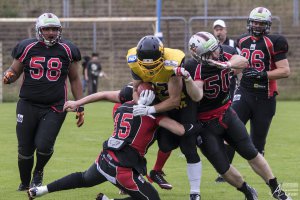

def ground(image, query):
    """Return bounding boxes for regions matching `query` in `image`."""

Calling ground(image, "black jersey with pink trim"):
[184,45,237,113]
[107,101,163,157]
[237,33,288,98]
[12,38,81,106]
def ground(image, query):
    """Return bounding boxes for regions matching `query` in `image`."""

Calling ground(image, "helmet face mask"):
[189,32,220,64]
[36,13,62,46]
[247,7,272,37]
[136,35,164,76]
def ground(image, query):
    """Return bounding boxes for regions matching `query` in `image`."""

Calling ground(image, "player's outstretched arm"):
[63,90,120,111]
[158,117,203,136]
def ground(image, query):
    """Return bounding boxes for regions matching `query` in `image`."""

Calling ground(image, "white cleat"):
[27,186,48,199]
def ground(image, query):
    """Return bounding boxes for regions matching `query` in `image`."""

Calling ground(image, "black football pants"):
[47,156,160,200]
[232,87,276,154]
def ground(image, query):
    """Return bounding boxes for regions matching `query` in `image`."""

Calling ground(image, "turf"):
[0,101,299,200]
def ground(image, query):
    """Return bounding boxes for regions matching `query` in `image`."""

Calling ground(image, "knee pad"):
[18,145,34,158]
[18,153,34,160]
[36,150,54,156]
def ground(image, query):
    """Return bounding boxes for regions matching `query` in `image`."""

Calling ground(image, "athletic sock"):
[187,161,202,194]
[18,154,34,186]
[47,172,84,192]
[34,151,53,172]
[153,150,171,171]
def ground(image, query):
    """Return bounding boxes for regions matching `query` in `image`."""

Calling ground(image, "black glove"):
[243,68,268,80]
[183,121,205,136]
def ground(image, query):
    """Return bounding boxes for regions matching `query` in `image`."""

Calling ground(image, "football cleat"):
[27,186,48,199]
[272,185,292,200]
[30,170,43,188]
[95,193,111,200]
[17,183,29,191]
[149,170,173,190]
[190,193,201,200]
[238,183,258,200]
[215,174,226,183]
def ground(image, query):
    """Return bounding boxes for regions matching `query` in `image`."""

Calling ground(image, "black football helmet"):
[247,7,272,37]
[136,35,164,76]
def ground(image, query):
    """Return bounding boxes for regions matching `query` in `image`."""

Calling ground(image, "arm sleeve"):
[273,36,288,62]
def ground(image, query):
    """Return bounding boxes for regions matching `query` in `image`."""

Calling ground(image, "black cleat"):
[30,170,43,188]
[149,170,172,190]
[17,183,29,191]
[272,185,292,200]
[237,183,258,200]
[190,193,201,200]
[215,174,226,183]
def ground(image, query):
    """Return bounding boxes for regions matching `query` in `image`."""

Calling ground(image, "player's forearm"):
[159,117,185,136]
[70,78,83,100]
[267,59,290,80]
[185,79,203,102]
[229,55,249,69]
[80,91,121,106]
[154,96,181,113]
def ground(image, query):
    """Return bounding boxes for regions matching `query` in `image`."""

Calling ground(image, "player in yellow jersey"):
[127,35,203,200]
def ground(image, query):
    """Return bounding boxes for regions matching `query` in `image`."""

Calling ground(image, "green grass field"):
[0,101,299,200]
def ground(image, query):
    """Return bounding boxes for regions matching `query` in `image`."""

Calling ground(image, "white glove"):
[133,104,156,116]
[207,59,231,69]
[138,90,155,106]
[173,67,192,81]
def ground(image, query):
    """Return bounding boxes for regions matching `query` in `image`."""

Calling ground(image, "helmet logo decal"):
[190,43,197,52]
[203,39,215,49]
[43,18,58,24]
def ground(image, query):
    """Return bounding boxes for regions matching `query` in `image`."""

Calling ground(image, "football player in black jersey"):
[175,31,291,200]
[28,90,203,200]
[212,19,241,183]
[228,7,291,168]
[2,13,84,191]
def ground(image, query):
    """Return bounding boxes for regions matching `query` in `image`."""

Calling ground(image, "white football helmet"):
[189,32,219,63]
[36,13,62,46]
[247,7,272,36]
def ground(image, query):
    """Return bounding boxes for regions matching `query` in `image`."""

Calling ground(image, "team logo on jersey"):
[233,94,241,102]
[17,114,23,123]
[250,44,256,50]
[128,55,137,63]
[107,137,124,149]
[164,60,179,67]
[138,175,146,183]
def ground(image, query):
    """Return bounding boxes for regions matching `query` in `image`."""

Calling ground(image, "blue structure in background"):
[155,0,163,41]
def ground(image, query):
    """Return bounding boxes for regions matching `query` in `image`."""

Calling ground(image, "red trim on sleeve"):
[59,43,73,61]
[263,36,278,97]
[155,115,165,124]
[19,42,38,62]
[194,64,202,81]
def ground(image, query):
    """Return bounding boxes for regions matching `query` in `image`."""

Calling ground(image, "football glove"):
[174,67,192,81]
[76,106,84,127]
[3,70,16,84]
[243,68,268,80]
[138,90,155,106]
[207,59,232,69]
[133,104,156,116]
